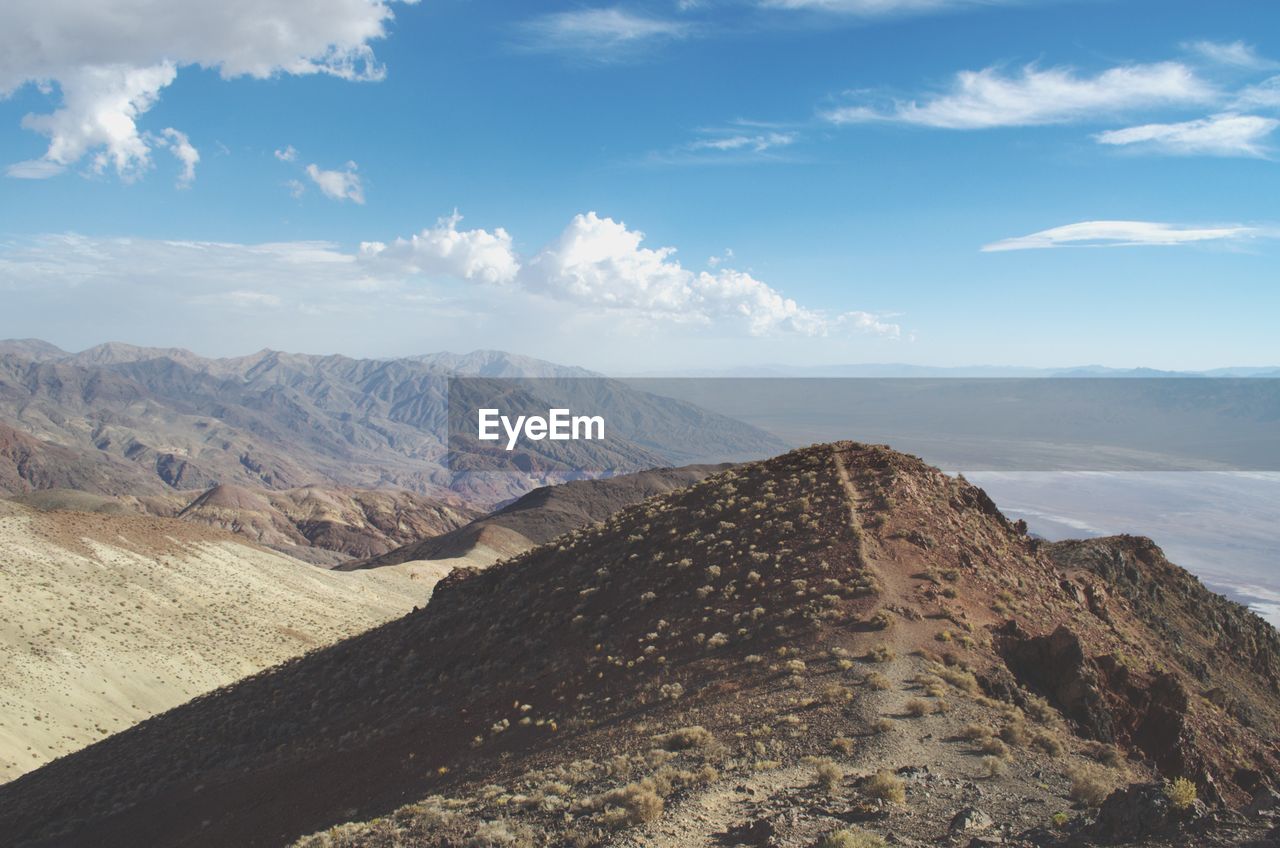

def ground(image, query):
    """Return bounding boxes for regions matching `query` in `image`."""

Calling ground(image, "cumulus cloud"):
[306,161,365,203]
[519,8,690,59]
[361,212,520,284]
[0,212,897,340]
[982,220,1268,252]
[825,62,1215,128]
[0,0,410,182]
[274,145,299,162]
[521,212,898,337]
[1095,113,1278,157]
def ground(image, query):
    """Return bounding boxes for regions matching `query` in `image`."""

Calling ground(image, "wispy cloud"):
[982,220,1268,252]
[646,123,800,165]
[762,0,1018,13]
[825,62,1215,128]
[1183,40,1277,70]
[1234,75,1280,110]
[518,8,691,59]
[687,131,797,153]
[1095,113,1278,158]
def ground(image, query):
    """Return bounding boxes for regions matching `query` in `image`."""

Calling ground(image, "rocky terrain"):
[0,499,452,783]
[0,341,784,505]
[2,442,1275,847]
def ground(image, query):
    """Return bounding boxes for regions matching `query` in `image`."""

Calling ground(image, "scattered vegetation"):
[864,770,906,805]
[1165,777,1198,810]
[814,829,887,848]
[1067,764,1115,807]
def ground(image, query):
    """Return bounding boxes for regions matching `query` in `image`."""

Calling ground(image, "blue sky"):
[0,0,1277,372]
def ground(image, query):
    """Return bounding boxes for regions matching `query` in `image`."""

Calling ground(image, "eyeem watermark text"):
[478,408,605,450]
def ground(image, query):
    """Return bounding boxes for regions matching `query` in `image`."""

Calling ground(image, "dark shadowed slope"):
[2,443,1276,848]
[342,463,730,569]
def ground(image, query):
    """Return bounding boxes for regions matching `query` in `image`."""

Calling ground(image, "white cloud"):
[158,127,199,186]
[1184,40,1276,70]
[360,212,519,284]
[1,0,410,181]
[521,212,898,337]
[764,0,1011,13]
[519,8,689,58]
[0,212,897,341]
[274,145,299,162]
[1095,113,1278,158]
[5,159,66,179]
[688,131,797,153]
[982,220,1267,252]
[1234,76,1280,110]
[825,62,1215,128]
[18,63,177,180]
[306,161,365,203]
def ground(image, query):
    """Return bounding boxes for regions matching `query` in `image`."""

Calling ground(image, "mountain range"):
[0,340,785,507]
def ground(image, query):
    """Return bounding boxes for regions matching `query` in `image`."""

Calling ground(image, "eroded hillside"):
[0,501,449,782]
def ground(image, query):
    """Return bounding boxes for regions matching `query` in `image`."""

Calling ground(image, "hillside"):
[0,341,785,505]
[1,443,1276,847]
[344,463,730,570]
[8,483,479,565]
[0,500,453,783]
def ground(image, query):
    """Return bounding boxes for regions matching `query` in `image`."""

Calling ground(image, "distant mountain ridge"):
[0,340,784,505]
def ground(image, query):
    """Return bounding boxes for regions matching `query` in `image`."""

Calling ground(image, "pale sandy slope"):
[0,500,450,783]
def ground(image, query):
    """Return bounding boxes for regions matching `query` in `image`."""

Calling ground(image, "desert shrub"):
[904,698,930,718]
[831,736,855,755]
[654,726,714,751]
[938,667,979,694]
[464,820,538,848]
[1067,764,1114,807]
[1024,695,1056,724]
[865,645,895,663]
[999,722,1030,746]
[979,737,1010,759]
[873,718,894,733]
[1032,732,1064,756]
[814,758,844,793]
[864,672,891,691]
[864,770,906,805]
[814,829,886,848]
[959,723,991,741]
[1165,777,1197,810]
[981,755,1006,778]
[868,611,894,630]
[599,783,663,826]
[1083,741,1123,767]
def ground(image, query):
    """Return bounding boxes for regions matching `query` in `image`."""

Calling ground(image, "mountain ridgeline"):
[0,341,785,506]
[2,443,1275,847]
